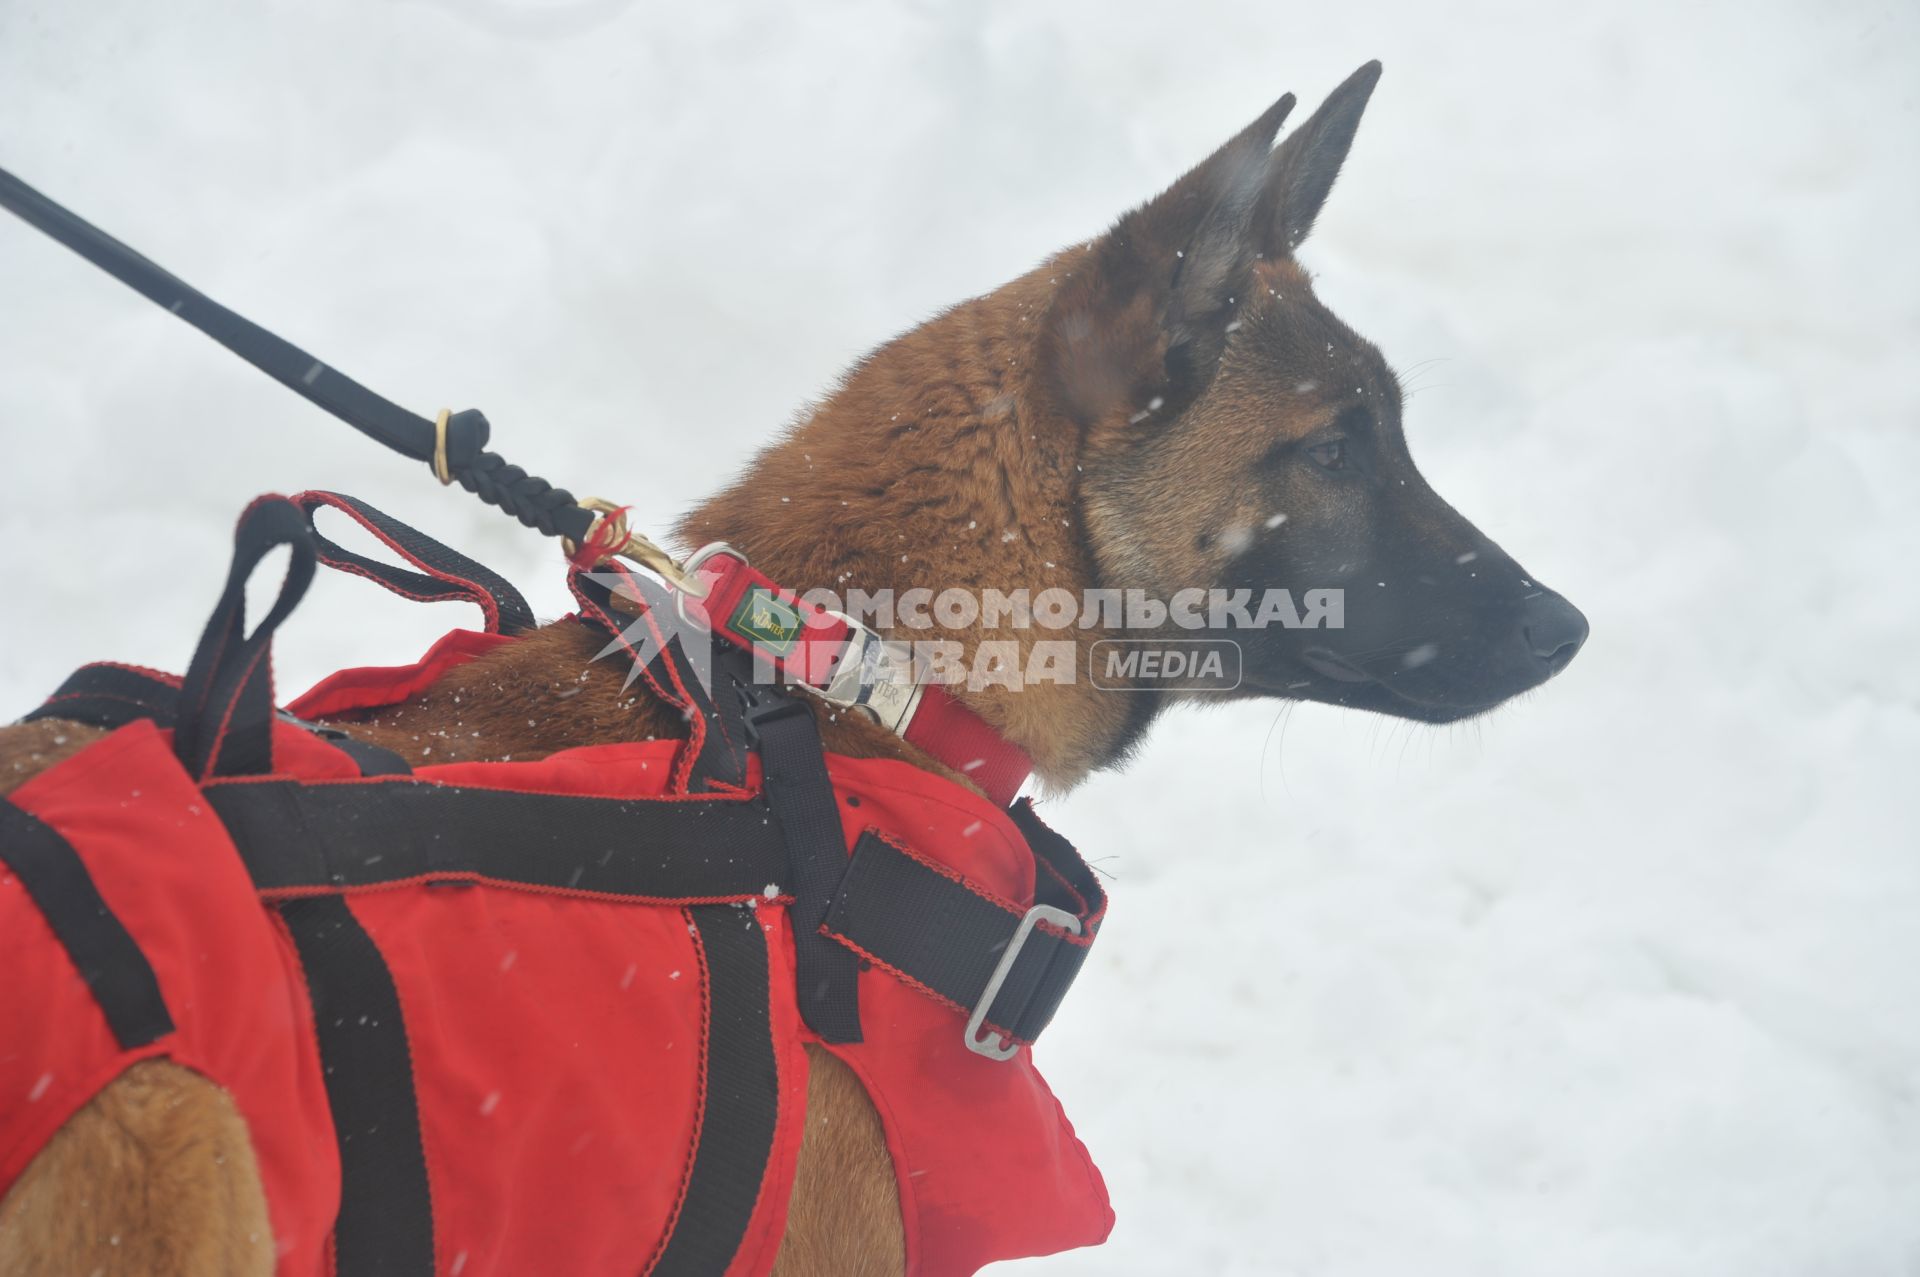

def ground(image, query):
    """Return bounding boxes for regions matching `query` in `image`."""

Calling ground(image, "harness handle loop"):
[293,491,537,635]
[173,495,318,781]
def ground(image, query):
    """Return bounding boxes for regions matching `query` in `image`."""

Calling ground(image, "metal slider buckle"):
[964,904,1083,1061]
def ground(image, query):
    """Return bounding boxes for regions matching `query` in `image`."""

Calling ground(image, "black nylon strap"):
[205,780,787,899]
[18,661,414,781]
[694,644,761,795]
[664,632,750,794]
[278,895,435,1277]
[24,664,181,731]
[750,697,862,1043]
[272,695,434,1274]
[295,491,536,636]
[173,496,317,780]
[648,905,782,1277]
[1010,798,1107,920]
[0,166,595,545]
[821,808,1103,1047]
[569,566,752,794]
[0,795,174,1049]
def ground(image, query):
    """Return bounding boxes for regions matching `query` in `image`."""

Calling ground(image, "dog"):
[0,61,1584,1275]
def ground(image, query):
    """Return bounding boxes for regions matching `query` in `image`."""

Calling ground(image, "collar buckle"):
[812,612,927,735]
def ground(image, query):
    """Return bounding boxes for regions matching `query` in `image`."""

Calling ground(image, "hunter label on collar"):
[731,586,803,656]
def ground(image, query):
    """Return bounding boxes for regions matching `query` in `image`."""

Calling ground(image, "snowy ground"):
[3,2,1917,1274]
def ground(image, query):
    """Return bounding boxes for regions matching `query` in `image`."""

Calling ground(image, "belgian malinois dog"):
[0,61,1585,1274]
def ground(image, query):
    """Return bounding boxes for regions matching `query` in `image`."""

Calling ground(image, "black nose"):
[1521,591,1588,674]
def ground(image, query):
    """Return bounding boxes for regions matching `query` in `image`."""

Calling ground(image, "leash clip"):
[565,498,709,597]
[964,904,1083,1061]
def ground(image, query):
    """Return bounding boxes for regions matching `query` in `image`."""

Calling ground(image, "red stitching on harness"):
[822,930,1033,1048]
[200,773,767,805]
[256,875,793,909]
[568,562,719,795]
[1033,845,1105,932]
[351,898,445,1250]
[641,906,711,1277]
[40,690,169,711]
[179,496,290,775]
[1034,853,1089,917]
[698,674,747,785]
[323,559,458,607]
[297,491,504,633]
[828,768,1104,938]
[194,647,274,782]
[849,829,1089,946]
[90,662,184,686]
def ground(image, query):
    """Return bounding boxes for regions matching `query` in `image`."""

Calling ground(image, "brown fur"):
[4,62,1583,1276]
[769,1048,904,1277]
[0,1059,272,1277]
[682,253,1141,786]
[0,720,108,794]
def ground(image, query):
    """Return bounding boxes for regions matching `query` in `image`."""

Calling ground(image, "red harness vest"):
[0,495,1113,1276]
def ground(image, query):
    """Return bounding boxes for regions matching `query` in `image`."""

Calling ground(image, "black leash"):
[0,165,595,545]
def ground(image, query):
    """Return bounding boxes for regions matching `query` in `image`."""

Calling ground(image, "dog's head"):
[1047,62,1587,723]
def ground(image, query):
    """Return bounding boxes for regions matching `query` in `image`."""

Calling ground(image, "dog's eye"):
[1306,439,1348,471]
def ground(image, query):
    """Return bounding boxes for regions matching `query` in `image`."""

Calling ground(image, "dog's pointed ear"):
[1163,124,1277,350]
[1042,93,1293,427]
[1260,60,1381,254]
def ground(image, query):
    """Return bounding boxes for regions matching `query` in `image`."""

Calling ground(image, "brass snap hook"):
[562,497,709,598]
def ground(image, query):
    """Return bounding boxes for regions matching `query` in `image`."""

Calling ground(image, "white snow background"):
[3,1,1917,1273]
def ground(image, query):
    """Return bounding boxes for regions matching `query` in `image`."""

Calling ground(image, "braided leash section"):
[455,451,594,541]
[434,408,597,544]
